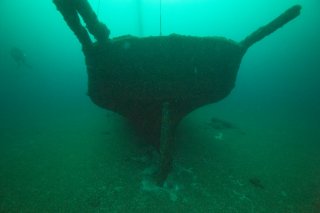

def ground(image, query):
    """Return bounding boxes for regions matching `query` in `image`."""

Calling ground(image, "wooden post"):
[156,102,173,186]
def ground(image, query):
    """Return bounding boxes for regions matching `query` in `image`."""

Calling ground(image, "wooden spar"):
[240,5,301,50]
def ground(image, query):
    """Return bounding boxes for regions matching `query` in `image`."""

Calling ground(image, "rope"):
[160,0,162,36]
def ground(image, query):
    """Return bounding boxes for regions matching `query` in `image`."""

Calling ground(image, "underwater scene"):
[0,0,320,212]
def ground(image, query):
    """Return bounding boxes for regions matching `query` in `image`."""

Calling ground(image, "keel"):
[156,102,174,186]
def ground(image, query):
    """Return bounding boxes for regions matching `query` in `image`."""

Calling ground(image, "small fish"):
[208,117,246,135]
[209,117,236,130]
[249,177,265,189]
[10,47,32,69]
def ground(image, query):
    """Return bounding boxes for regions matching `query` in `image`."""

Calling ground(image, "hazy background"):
[0,0,319,127]
[0,0,319,212]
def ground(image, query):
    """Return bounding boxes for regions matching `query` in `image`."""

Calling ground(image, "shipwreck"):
[53,0,301,185]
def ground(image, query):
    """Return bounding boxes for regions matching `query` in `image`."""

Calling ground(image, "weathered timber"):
[53,0,301,185]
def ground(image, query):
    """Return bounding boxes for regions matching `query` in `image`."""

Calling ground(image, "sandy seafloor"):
[1,0,320,212]
[0,93,319,213]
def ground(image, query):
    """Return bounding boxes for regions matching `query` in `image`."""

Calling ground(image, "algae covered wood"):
[53,0,301,185]
[86,35,243,118]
